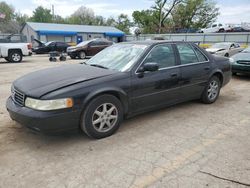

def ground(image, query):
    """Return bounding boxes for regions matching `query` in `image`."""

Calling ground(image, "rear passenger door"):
[176,43,211,100]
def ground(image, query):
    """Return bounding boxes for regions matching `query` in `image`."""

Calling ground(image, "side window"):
[212,24,217,28]
[230,44,235,49]
[90,41,99,47]
[219,24,223,27]
[176,44,199,65]
[144,44,176,69]
[194,47,208,62]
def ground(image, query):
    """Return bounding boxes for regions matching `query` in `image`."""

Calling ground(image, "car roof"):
[120,40,193,46]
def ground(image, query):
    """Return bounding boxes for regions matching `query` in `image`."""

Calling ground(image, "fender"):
[82,87,129,115]
[209,68,224,84]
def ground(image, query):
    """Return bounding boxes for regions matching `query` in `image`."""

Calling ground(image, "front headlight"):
[229,58,235,64]
[25,97,73,111]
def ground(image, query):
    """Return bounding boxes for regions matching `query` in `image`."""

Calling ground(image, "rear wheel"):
[80,95,123,139]
[201,76,221,104]
[78,51,86,59]
[225,53,229,57]
[8,50,22,62]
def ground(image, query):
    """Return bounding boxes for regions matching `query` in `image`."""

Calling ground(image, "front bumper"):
[6,97,81,134]
[232,64,250,74]
[67,51,78,57]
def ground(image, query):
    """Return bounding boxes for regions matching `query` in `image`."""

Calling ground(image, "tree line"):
[0,0,219,34]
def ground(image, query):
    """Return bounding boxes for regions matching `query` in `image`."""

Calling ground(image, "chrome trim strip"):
[135,43,210,74]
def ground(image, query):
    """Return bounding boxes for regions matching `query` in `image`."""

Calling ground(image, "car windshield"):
[211,43,230,49]
[76,41,91,47]
[242,47,250,53]
[85,44,148,72]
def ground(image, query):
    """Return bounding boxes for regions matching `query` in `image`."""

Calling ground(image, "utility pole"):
[52,5,55,20]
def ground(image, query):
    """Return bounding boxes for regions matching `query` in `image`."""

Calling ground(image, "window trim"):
[135,43,210,75]
[176,43,209,66]
[135,43,177,74]
[192,45,209,63]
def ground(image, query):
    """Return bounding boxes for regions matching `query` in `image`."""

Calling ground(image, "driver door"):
[130,44,181,113]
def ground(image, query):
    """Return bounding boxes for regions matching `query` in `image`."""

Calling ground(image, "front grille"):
[12,88,25,106]
[237,61,250,65]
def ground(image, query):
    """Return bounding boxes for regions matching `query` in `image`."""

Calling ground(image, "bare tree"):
[152,0,183,33]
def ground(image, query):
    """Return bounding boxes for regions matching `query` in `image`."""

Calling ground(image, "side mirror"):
[141,62,159,72]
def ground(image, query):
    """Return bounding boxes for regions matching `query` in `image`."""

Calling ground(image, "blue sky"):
[8,0,250,24]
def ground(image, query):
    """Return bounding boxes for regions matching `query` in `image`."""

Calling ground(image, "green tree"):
[15,12,29,26]
[30,6,53,23]
[172,0,219,30]
[106,17,116,27]
[115,14,131,34]
[132,10,158,34]
[53,15,65,24]
[152,0,183,33]
[67,6,96,25]
[0,1,15,22]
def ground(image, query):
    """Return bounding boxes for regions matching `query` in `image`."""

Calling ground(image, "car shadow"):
[233,74,250,81]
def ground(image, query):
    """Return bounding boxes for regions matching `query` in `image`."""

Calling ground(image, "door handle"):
[171,73,178,77]
[204,67,210,71]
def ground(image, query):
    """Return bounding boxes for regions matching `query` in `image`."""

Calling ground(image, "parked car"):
[32,41,70,54]
[6,41,231,139]
[227,27,250,32]
[230,47,250,75]
[199,23,231,33]
[206,42,243,57]
[67,38,113,59]
[0,43,32,63]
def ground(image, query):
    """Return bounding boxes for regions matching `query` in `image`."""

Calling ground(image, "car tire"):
[80,94,123,139]
[201,76,221,104]
[78,51,86,59]
[225,53,229,57]
[219,29,225,33]
[70,55,77,59]
[8,50,23,63]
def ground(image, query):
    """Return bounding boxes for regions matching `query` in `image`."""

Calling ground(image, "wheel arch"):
[210,70,224,85]
[82,87,129,116]
[8,48,23,55]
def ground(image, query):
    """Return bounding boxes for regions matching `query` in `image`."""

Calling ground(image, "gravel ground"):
[0,55,250,188]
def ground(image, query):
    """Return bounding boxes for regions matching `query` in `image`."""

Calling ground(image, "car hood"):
[13,64,117,98]
[231,52,250,61]
[206,48,226,53]
[67,45,87,51]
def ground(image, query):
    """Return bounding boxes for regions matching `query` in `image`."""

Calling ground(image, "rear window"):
[176,44,199,65]
[194,47,208,62]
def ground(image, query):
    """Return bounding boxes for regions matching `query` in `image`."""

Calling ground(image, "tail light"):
[27,43,32,50]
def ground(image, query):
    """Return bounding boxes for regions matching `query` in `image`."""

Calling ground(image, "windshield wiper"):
[89,64,108,69]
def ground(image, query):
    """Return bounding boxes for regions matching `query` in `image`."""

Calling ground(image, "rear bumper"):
[6,97,81,134]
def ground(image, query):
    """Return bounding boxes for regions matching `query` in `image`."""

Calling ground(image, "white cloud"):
[217,4,250,24]
[23,0,135,18]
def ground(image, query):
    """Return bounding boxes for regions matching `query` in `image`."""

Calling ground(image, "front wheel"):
[80,95,123,139]
[201,76,221,104]
[78,51,86,59]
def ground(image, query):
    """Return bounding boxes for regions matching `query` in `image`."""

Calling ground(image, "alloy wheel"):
[12,53,21,62]
[92,103,118,133]
[207,80,219,101]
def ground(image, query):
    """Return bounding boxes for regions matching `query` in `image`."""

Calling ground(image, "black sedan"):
[32,41,70,54]
[6,41,231,139]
